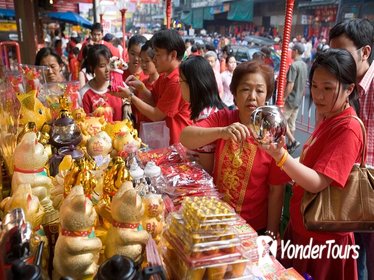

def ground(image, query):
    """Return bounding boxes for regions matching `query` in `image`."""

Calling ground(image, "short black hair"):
[185,38,194,45]
[152,30,185,61]
[86,44,111,74]
[35,47,63,66]
[128,34,147,50]
[329,19,374,64]
[91,22,103,33]
[205,43,216,52]
[141,40,155,59]
[72,47,80,56]
[179,56,225,120]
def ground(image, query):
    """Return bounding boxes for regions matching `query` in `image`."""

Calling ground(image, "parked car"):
[244,35,274,46]
[230,45,280,74]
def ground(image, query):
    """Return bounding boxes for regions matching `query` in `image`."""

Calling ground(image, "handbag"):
[301,115,374,232]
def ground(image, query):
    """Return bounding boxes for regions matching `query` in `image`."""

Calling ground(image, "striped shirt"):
[358,62,374,167]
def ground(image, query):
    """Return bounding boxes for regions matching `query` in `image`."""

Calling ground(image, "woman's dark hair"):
[190,45,198,54]
[309,49,358,112]
[86,44,111,74]
[128,34,147,50]
[179,56,225,120]
[226,55,236,65]
[221,45,233,56]
[152,29,185,61]
[80,44,93,70]
[230,60,274,101]
[140,40,155,59]
[35,47,63,66]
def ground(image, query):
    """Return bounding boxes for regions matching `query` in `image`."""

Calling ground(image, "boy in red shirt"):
[111,30,191,144]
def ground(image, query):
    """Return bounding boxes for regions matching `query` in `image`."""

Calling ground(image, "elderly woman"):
[180,61,289,236]
[35,47,66,83]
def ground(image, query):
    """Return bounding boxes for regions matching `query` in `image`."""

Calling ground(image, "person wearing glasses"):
[329,18,374,280]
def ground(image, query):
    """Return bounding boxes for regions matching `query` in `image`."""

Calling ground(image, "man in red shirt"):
[111,30,191,145]
[78,23,120,62]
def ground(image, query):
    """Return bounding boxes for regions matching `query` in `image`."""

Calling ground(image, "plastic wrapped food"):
[182,197,237,232]
[138,143,188,166]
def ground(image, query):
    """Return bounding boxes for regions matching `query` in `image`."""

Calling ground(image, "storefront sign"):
[191,0,222,9]
[0,21,16,31]
[210,3,230,15]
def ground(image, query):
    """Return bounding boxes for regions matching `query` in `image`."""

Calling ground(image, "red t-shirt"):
[69,57,80,81]
[152,67,191,145]
[81,84,123,122]
[290,107,363,241]
[196,109,290,230]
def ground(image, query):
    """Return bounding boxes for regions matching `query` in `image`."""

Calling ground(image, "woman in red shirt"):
[262,49,362,279]
[180,61,289,237]
[179,55,225,173]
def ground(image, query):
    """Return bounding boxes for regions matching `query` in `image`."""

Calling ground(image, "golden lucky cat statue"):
[105,181,149,263]
[53,185,102,280]
[17,90,51,131]
[12,132,58,225]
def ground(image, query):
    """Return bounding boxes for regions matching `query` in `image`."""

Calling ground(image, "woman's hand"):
[109,86,134,99]
[125,75,145,92]
[221,122,250,142]
[258,135,286,162]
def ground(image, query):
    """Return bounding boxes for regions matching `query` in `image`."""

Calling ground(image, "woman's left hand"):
[258,135,286,162]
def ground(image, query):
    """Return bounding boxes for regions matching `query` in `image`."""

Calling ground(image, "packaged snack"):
[138,143,187,166]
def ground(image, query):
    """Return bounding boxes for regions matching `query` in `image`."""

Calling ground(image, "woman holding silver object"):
[180,60,289,237]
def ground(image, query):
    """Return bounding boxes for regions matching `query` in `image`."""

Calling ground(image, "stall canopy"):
[46,11,92,28]
[227,0,253,22]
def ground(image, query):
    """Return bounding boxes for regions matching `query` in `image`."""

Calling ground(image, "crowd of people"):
[33,18,374,280]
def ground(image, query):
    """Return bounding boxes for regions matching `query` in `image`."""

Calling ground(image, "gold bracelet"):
[276,150,288,169]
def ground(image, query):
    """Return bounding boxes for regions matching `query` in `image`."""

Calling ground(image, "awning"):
[181,11,192,25]
[298,0,339,9]
[227,0,253,22]
[46,11,93,29]
[203,7,214,21]
[192,8,203,29]
[0,9,15,18]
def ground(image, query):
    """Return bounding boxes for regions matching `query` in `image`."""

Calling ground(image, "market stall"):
[0,61,307,279]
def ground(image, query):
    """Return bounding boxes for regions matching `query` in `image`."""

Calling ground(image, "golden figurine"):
[53,185,102,280]
[104,181,149,262]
